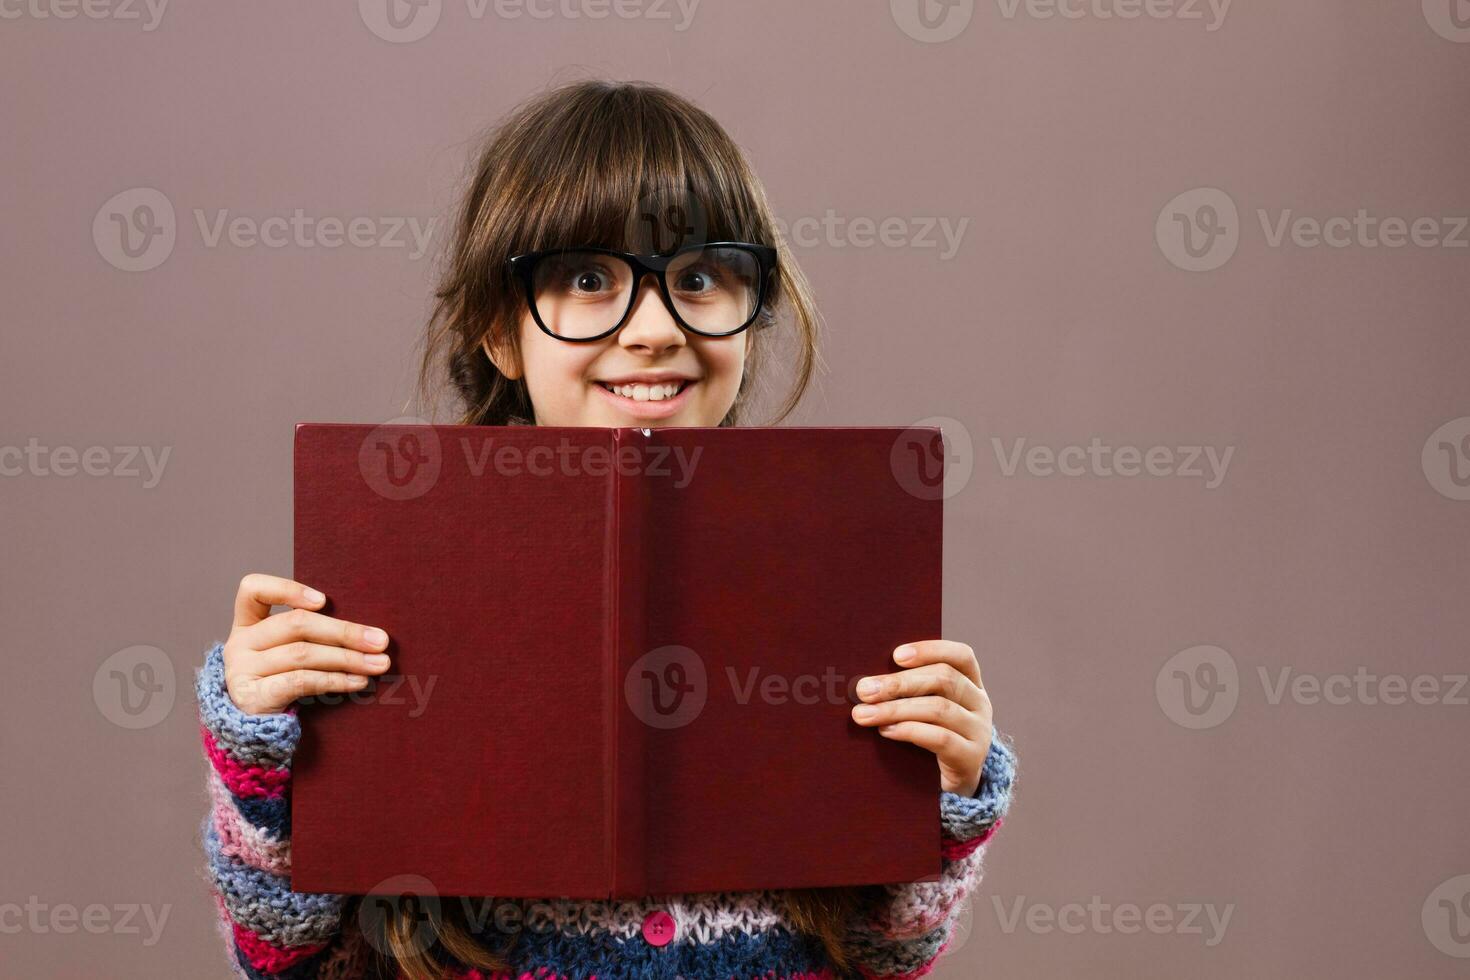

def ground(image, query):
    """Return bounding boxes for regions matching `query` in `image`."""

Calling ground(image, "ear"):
[480,333,523,380]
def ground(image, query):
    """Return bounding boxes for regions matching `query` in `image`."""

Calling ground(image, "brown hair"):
[390,79,863,978]
[414,77,823,426]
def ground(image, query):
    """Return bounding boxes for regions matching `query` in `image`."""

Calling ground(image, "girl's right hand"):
[223,573,393,715]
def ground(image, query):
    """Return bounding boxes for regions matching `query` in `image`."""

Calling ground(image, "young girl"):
[196,79,1018,980]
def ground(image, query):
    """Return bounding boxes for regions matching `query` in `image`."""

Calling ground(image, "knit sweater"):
[196,640,1017,980]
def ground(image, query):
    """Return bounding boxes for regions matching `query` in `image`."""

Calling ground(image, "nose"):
[617,273,686,354]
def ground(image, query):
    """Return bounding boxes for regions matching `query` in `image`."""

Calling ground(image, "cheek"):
[706,335,748,387]
[516,319,608,405]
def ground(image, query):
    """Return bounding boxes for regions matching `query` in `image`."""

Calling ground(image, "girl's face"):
[494,277,748,428]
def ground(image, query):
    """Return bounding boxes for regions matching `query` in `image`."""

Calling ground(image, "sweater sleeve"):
[195,640,367,979]
[840,730,1018,980]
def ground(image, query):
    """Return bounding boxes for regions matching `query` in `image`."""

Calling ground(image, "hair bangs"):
[506,86,768,256]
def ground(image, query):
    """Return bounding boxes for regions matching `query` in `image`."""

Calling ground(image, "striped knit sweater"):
[195,640,1017,980]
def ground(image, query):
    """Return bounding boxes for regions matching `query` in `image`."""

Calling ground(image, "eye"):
[543,259,619,295]
[674,266,721,294]
[573,270,610,293]
[679,268,714,290]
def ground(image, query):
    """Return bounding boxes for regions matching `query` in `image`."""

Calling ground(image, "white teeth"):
[603,381,683,401]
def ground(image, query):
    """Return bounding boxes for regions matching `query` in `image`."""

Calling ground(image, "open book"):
[291,422,947,898]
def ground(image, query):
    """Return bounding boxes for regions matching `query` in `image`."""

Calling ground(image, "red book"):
[291,422,946,898]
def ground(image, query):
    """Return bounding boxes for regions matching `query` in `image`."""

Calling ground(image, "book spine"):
[608,428,650,898]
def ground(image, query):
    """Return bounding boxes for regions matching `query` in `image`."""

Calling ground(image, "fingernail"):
[365,654,390,669]
[853,705,878,721]
[856,677,880,697]
[303,588,326,605]
[364,627,388,648]
[894,645,915,663]
[349,675,369,688]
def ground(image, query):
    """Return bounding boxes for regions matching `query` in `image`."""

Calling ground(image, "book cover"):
[291,423,946,898]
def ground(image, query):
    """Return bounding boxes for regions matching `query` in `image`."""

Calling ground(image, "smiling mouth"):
[595,380,694,402]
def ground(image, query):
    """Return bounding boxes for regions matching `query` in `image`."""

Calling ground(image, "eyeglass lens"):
[531,247,760,339]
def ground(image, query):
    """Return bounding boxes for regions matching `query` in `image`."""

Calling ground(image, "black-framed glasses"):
[506,242,777,343]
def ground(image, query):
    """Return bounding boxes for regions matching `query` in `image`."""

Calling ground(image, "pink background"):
[2,1,1469,976]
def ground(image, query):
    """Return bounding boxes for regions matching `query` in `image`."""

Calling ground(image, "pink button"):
[641,909,676,947]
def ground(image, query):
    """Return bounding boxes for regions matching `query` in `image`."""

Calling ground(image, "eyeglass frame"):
[505,241,779,343]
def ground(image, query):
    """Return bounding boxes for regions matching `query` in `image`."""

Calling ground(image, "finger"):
[851,694,984,739]
[244,669,372,707]
[855,662,983,710]
[892,640,982,689]
[873,719,974,761]
[246,607,388,653]
[233,573,327,629]
[253,641,392,678]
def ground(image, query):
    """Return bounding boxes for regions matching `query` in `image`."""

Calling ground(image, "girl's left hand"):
[850,640,993,797]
